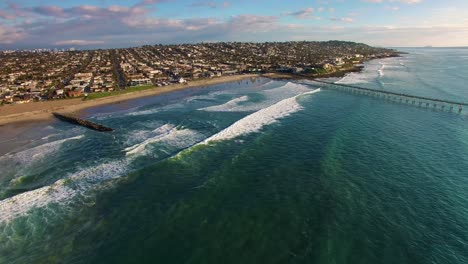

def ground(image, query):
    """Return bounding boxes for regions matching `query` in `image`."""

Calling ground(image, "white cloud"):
[0,25,25,44]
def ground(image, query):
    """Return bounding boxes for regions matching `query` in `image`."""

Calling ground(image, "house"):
[129,78,152,86]
[203,71,215,78]
[67,89,84,97]
[223,69,238,75]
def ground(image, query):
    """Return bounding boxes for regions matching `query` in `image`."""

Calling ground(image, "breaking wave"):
[198,96,249,112]
[126,103,185,117]
[336,73,372,84]
[378,64,385,77]
[0,159,129,224]
[199,82,311,113]
[0,135,84,165]
[203,88,320,143]
[124,124,204,156]
[0,125,206,224]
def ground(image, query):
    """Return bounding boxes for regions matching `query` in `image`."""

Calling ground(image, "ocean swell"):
[203,88,320,143]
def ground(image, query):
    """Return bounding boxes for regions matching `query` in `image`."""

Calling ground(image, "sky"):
[0,0,467,49]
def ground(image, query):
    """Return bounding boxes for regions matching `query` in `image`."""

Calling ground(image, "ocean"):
[1,48,468,263]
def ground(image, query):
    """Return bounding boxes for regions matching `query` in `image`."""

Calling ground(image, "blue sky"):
[1,0,467,49]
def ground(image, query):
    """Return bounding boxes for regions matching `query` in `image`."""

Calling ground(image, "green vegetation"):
[84,85,156,100]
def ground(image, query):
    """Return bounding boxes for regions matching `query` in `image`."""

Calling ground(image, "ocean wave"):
[126,108,160,117]
[126,102,186,117]
[199,82,311,113]
[0,124,205,224]
[262,81,310,95]
[335,72,372,84]
[378,64,385,77]
[0,135,84,165]
[203,88,320,143]
[0,159,129,224]
[198,95,249,112]
[125,125,204,156]
[0,181,78,224]
[124,124,176,155]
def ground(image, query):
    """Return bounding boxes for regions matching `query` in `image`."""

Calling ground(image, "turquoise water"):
[1,48,468,263]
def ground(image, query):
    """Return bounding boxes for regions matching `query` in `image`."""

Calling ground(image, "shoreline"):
[0,74,258,126]
[0,55,393,126]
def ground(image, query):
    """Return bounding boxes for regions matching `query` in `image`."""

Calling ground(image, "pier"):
[53,112,113,132]
[299,79,468,113]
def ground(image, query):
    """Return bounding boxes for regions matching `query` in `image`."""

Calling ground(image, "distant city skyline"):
[1,0,467,49]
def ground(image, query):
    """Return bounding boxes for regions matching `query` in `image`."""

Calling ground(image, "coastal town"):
[0,41,398,105]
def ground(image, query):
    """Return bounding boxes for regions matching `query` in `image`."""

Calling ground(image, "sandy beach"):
[0,74,258,126]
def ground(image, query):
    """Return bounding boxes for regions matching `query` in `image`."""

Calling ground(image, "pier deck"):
[299,79,467,113]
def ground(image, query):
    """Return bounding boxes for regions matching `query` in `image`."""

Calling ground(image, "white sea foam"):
[0,124,205,224]
[126,102,186,116]
[125,124,204,156]
[124,124,176,155]
[199,96,249,112]
[0,159,129,224]
[336,72,372,84]
[378,64,385,77]
[41,133,60,140]
[263,82,310,96]
[126,108,160,116]
[203,88,320,143]
[0,135,84,165]
[199,82,311,113]
[0,181,78,224]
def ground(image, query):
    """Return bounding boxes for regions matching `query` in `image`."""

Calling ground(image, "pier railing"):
[299,79,467,113]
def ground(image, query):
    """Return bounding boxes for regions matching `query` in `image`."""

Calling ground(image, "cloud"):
[0,25,25,44]
[31,6,65,17]
[228,15,279,32]
[0,9,15,20]
[0,1,281,49]
[0,1,464,49]
[286,8,315,19]
[190,1,231,9]
[330,17,354,23]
